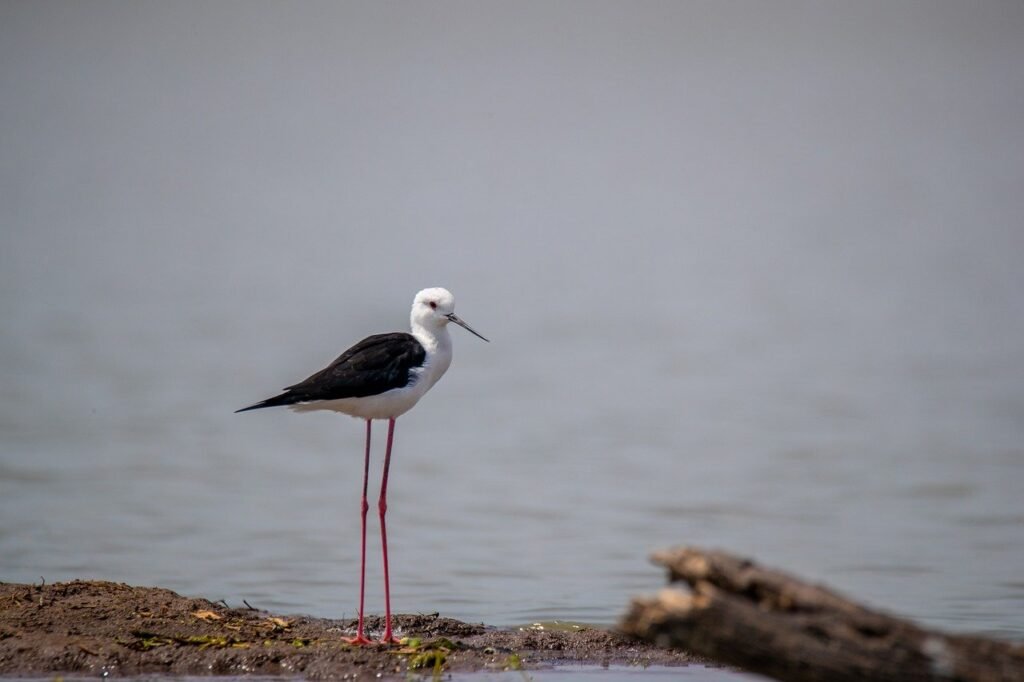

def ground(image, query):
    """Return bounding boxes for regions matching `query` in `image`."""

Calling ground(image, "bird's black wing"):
[236,333,426,412]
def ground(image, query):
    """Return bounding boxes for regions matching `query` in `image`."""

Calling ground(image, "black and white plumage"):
[235,333,427,412]
[236,288,487,419]
[236,287,487,646]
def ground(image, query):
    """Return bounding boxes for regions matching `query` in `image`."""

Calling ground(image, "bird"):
[236,287,488,645]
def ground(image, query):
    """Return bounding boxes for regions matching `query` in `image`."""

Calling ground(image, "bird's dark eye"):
[429,301,437,310]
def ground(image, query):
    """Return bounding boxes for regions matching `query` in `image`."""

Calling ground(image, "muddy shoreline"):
[0,580,704,678]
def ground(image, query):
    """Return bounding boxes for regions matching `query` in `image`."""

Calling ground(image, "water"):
[456,666,760,682]
[2,0,1023,662]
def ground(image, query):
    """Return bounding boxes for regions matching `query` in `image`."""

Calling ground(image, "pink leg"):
[344,419,372,645]
[378,417,402,644]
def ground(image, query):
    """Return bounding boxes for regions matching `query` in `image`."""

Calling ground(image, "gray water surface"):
[2,1,1023,648]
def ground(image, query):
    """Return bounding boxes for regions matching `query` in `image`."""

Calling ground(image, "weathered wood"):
[620,546,1024,682]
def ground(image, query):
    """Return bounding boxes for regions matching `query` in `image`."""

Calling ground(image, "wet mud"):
[0,580,704,678]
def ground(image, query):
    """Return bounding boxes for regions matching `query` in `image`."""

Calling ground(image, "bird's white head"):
[411,288,489,342]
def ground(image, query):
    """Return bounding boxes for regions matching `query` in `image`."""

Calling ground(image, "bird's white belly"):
[287,386,422,419]
[288,364,440,420]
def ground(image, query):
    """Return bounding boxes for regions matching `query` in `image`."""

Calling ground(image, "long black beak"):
[447,313,489,342]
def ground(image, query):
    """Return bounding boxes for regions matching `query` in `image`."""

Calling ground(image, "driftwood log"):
[620,547,1024,682]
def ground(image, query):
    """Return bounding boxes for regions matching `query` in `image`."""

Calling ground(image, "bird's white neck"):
[411,321,453,390]
[411,322,450,355]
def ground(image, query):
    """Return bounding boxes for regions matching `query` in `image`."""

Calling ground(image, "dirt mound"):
[0,580,700,677]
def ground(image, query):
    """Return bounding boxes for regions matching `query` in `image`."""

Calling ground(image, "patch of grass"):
[399,637,459,675]
[408,649,447,672]
[181,634,250,650]
[427,636,459,650]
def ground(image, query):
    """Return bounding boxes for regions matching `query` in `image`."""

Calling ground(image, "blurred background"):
[2,1,1022,640]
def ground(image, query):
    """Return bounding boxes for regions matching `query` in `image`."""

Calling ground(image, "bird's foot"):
[344,634,373,646]
[379,633,402,646]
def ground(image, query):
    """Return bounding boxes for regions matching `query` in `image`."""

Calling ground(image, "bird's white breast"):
[291,331,453,421]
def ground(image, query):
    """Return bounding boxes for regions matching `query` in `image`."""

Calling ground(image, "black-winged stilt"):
[237,287,488,644]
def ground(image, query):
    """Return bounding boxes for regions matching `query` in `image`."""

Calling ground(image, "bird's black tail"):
[235,392,301,413]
